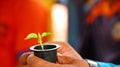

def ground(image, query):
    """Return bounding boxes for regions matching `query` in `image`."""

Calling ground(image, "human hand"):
[19,41,89,67]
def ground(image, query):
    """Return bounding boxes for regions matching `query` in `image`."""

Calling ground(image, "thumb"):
[18,52,32,67]
[27,54,61,67]
[57,53,75,64]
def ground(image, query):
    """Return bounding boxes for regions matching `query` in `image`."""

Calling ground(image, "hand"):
[18,41,89,67]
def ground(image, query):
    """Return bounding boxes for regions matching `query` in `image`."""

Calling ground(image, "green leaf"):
[25,33,38,40]
[41,32,52,38]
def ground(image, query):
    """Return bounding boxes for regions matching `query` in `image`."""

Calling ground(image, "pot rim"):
[30,44,60,51]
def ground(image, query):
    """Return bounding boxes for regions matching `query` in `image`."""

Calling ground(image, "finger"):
[49,41,73,53]
[27,54,73,67]
[57,53,74,64]
[23,65,30,67]
[50,41,82,59]
[19,52,33,65]
[57,53,89,67]
[49,41,72,48]
[27,54,54,67]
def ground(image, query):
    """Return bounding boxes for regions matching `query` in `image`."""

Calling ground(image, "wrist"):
[85,59,99,67]
[82,59,90,67]
[73,59,89,67]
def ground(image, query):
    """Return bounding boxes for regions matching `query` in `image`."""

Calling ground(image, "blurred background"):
[0,0,120,67]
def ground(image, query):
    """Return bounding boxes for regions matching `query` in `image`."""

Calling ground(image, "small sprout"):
[25,32,52,50]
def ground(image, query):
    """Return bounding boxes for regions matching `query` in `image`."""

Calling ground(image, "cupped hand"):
[49,41,82,63]
[18,41,89,67]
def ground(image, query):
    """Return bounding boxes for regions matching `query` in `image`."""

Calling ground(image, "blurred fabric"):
[68,0,82,51]
[79,0,120,64]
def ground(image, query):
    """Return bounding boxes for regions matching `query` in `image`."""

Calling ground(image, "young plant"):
[25,32,51,50]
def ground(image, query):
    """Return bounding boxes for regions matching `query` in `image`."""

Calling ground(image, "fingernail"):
[27,54,34,63]
[57,53,62,56]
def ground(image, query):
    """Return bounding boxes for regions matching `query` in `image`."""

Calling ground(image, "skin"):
[18,41,89,67]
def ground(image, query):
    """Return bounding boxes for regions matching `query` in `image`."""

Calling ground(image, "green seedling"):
[25,32,52,50]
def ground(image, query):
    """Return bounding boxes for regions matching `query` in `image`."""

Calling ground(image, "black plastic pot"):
[30,44,60,63]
